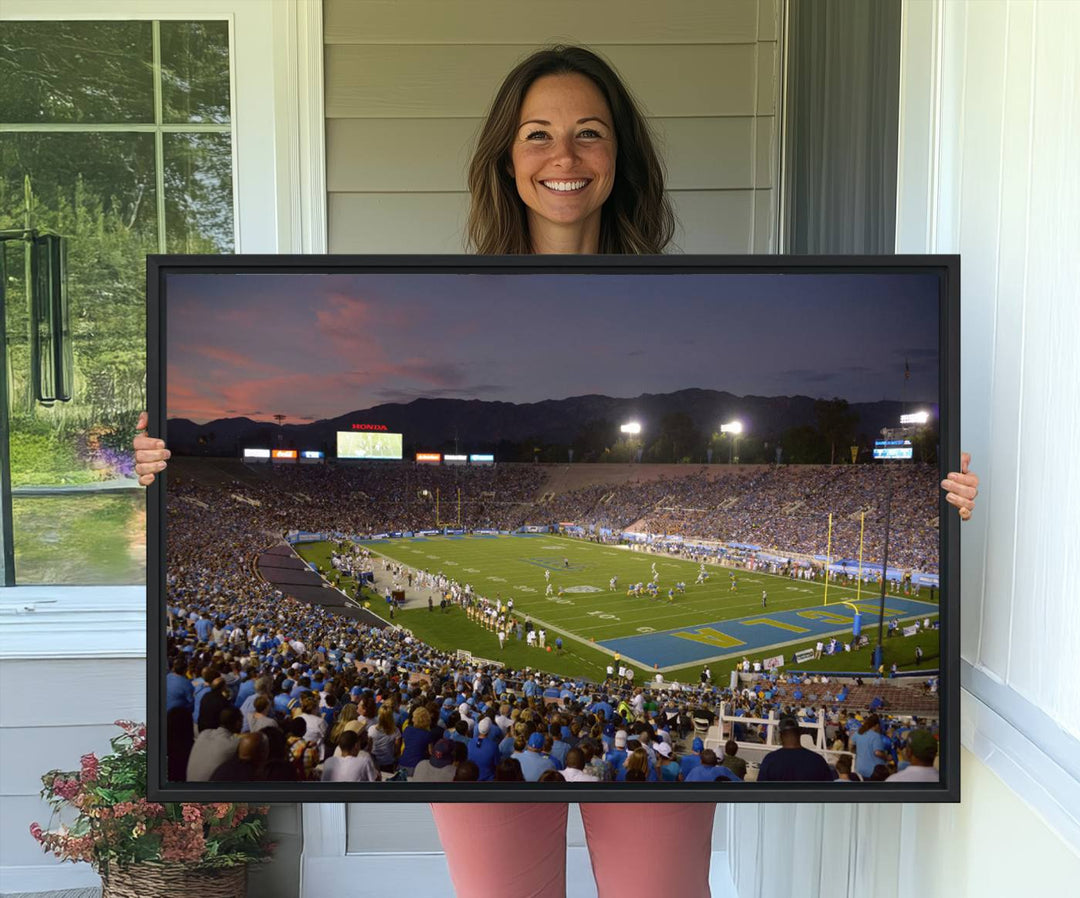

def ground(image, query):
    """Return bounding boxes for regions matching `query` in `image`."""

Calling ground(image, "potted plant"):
[30,720,274,897]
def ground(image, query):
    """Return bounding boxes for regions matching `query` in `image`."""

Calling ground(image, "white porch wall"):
[730,1,1080,893]
[323,0,782,254]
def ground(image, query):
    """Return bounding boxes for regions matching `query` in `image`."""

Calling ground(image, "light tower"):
[720,420,743,463]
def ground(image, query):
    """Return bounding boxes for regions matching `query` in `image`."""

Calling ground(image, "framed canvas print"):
[147,254,960,803]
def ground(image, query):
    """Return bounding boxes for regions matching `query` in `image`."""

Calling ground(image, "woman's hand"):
[133,411,170,486]
[941,452,979,521]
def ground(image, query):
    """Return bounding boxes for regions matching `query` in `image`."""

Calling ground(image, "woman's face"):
[509,73,617,245]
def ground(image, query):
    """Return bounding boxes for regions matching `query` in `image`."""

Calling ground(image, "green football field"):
[295,533,940,684]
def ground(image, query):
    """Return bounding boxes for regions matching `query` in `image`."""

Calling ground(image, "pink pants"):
[431,802,716,898]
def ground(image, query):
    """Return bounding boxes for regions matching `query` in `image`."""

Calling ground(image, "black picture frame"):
[147,253,960,803]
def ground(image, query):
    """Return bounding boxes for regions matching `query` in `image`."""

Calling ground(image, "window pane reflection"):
[12,492,146,585]
[160,21,232,125]
[0,22,154,124]
[164,133,235,253]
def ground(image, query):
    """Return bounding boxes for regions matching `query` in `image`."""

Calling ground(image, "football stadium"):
[164,453,942,787]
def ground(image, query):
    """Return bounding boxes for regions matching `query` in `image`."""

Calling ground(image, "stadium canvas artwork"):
[148,255,960,802]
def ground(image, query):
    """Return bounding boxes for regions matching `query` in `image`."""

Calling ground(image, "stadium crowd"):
[164,462,940,785]
[174,460,938,571]
[544,464,938,573]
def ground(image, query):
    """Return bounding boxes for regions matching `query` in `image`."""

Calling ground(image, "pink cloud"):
[187,344,291,378]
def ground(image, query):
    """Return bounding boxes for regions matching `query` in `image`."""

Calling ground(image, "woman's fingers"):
[943,488,975,520]
[134,445,171,463]
[133,410,169,487]
[940,475,978,500]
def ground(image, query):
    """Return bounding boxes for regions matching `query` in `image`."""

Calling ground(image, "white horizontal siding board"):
[328,191,469,253]
[1,794,80,868]
[0,861,101,894]
[652,117,756,189]
[301,852,452,897]
[668,189,755,253]
[326,118,478,193]
[324,0,761,45]
[326,0,760,46]
[0,660,146,728]
[0,586,147,660]
[327,117,761,193]
[329,189,762,254]
[955,0,1011,680]
[1008,0,1080,729]
[325,44,759,119]
[0,725,124,796]
[345,802,443,853]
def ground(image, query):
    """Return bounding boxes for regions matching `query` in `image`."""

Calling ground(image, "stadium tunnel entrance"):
[257,543,391,629]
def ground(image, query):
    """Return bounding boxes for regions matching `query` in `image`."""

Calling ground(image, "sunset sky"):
[165,270,940,424]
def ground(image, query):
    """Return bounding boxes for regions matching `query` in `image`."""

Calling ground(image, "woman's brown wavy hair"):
[466,45,675,255]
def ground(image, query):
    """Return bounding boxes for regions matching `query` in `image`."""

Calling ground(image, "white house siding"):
[0,648,301,898]
[729,1,1080,894]
[324,0,782,254]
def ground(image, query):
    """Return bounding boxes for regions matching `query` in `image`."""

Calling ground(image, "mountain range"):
[166,389,934,458]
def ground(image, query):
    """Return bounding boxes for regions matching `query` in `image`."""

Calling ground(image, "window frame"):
[0,0,326,656]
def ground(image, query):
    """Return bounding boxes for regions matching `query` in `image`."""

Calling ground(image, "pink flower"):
[52,778,80,801]
[80,753,100,782]
[181,805,203,824]
[160,822,206,864]
[138,799,165,818]
[29,822,43,842]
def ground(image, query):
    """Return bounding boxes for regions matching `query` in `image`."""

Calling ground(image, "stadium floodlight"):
[620,421,642,463]
[721,420,744,463]
[900,410,931,425]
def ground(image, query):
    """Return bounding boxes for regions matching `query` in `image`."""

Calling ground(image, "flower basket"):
[31,721,274,889]
[101,862,246,898]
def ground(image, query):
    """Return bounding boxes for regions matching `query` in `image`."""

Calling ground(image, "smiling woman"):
[466,45,674,255]
[509,73,617,253]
